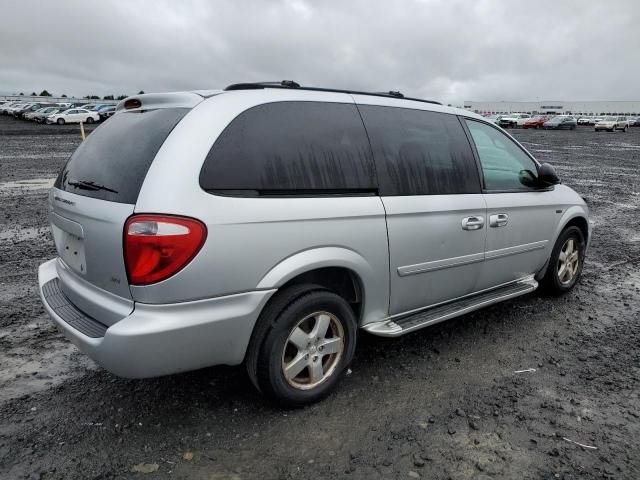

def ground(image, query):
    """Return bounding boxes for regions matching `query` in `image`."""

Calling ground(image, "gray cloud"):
[1,0,639,103]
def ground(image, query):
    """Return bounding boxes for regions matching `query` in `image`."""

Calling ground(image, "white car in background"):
[46,108,100,125]
[594,116,628,132]
[499,113,531,128]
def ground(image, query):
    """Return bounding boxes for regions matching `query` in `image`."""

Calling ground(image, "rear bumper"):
[38,258,275,378]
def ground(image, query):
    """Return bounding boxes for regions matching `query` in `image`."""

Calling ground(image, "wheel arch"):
[537,207,590,280]
[255,247,387,325]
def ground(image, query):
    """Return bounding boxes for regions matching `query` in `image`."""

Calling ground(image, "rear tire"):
[246,285,357,407]
[57,118,65,125]
[540,226,585,295]
[86,117,94,124]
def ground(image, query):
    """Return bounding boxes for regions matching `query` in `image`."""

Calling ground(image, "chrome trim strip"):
[485,240,548,260]
[397,251,484,277]
[398,240,548,277]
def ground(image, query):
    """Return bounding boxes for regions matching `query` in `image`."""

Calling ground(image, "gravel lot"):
[1,116,639,480]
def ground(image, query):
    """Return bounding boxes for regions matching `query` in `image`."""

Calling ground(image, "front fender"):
[536,204,590,280]
[256,247,389,326]
[553,205,590,247]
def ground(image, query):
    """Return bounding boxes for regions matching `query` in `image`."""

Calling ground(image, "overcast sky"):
[2,0,639,103]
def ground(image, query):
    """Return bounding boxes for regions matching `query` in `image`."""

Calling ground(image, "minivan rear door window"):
[199,101,376,195]
[55,108,189,204]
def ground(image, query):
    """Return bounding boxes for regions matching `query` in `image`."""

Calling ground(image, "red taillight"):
[124,215,207,285]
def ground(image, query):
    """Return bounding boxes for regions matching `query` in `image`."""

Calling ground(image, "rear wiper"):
[67,179,118,194]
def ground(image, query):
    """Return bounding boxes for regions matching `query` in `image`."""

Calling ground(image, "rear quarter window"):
[55,108,189,204]
[199,101,376,195]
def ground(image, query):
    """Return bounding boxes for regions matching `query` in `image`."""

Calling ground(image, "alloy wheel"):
[557,238,580,285]
[281,311,345,390]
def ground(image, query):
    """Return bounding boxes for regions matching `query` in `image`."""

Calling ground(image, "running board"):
[363,277,538,337]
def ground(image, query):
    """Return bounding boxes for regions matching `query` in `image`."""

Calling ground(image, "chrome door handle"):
[461,216,485,230]
[489,213,509,228]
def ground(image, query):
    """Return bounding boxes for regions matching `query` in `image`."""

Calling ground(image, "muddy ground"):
[0,115,638,480]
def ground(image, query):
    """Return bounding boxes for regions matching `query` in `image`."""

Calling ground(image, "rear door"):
[463,119,558,290]
[358,104,486,314]
[50,106,191,313]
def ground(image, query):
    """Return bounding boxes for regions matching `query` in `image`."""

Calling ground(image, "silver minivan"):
[38,82,590,406]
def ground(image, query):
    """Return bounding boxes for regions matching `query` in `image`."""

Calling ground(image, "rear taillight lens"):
[124,215,207,285]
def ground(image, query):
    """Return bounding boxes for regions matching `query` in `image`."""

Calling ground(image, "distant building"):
[463,100,640,116]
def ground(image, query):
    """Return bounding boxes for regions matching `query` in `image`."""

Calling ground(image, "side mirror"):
[538,163,560,186]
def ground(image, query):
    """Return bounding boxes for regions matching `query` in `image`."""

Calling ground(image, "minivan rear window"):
[54,108,189,204]
[199,101,376,195]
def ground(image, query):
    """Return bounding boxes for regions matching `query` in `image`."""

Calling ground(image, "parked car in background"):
[577,117,592,125]
[57,102,74,109]
[46,108,100,125]
[98,105,116,120]
[625,116,638,127]
[499,113,531,128]
[16,103,50,119]
[33,107,63,123]
[76,103,97,110]
[1,102,24,114]
[38,85,590,406]
[522,115,549,129]
[77,103,110,111]
[630,117,640,127]
[543,115,577,130]
[12,103,40,117]
[24,106,52,121]
[594,116,628,132]
[7,102,29,116]
[485,114,503,125]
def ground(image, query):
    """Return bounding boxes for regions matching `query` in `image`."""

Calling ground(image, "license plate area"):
[52,223,87,275]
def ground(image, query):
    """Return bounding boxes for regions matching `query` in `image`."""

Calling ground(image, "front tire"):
[247,285,357,407]
[86,117,94,124]
[541,226,585,295]
[57,118,65,125]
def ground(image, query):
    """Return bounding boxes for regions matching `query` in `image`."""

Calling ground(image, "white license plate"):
[52,224,87,275]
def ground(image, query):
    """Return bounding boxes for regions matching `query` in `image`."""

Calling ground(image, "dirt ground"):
[0,115,638,480]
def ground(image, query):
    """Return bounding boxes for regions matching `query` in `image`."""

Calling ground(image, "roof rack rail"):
[223,81,441,105]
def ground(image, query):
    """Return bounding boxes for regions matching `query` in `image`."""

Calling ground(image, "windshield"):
[604,116,617,121]
[54,108,189,204]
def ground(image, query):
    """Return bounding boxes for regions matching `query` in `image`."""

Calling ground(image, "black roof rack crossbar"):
[223,81,441,105]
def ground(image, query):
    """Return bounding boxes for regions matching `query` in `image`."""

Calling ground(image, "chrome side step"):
[363,277,538,337]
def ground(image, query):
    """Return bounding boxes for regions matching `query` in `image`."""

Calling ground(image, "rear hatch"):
[50,99,196,314]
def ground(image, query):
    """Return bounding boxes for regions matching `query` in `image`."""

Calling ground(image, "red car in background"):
[522,115,550,129]
[522,115,549,129]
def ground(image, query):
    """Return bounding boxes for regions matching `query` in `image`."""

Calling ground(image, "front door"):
[464,119,559,290]
[357,103,486,315]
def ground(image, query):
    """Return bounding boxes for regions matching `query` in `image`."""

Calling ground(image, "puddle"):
[0,177,55,191]
[0,322,98,403]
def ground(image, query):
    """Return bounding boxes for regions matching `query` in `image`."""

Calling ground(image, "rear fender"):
[256,247,388,326]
